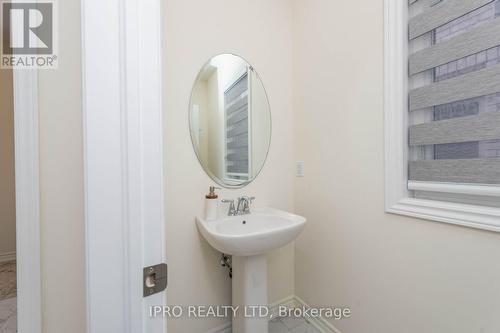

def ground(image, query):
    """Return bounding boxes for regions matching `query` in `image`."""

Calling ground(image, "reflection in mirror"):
[189,54,271,188]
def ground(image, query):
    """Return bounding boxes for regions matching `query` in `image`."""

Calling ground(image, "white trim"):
[293,296,343,333]
[12,68,42,333]
[388,198,500,232]
[384,0,500,232]
[269,295,297,319]
[0,252,16,263]
[82,0,165,332]
[13,68,42,333]
[384,0,410,212]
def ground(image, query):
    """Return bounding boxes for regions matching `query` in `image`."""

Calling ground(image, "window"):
[385,0,500,231]
[224,72,250,181]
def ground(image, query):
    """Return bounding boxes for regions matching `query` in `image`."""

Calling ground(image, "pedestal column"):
[232,254,268,333]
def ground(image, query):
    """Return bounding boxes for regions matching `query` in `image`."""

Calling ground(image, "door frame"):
[81,0,166,332]
[12,69,42,333]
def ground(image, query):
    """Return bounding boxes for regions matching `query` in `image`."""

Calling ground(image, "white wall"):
[0,69,16,258]
[292,1,500,333]
[38,0,86,331]
[162,0,294,331]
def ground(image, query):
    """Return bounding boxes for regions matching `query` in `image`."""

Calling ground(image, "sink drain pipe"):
[220,253,232,279]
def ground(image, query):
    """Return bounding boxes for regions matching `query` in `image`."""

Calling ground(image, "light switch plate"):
[296,161,305,177]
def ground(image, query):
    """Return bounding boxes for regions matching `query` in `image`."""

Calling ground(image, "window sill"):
[387,197,500,233]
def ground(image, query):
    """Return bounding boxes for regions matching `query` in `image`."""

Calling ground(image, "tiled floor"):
[0,261,16,333]
[0,298,16,333]
[0,262,16,301]
[269,316,321,333]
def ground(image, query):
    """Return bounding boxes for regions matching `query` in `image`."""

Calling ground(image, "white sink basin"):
[196,207,306,256]
[196,207,306,333]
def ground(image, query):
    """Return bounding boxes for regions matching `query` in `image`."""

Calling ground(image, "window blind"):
[408,0,500,187]
[224,72,250,180]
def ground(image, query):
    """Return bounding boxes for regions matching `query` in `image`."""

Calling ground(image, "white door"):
[81,0,166,332]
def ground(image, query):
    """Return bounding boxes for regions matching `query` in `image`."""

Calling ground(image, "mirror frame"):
[188,53,272,189]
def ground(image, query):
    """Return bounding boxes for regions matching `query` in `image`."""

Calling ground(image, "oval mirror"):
[189,54,271,188]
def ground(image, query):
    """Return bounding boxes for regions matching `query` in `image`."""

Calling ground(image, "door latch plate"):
[143,263,168,297]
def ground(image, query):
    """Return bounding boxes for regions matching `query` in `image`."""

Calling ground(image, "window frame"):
[384,0,500,232]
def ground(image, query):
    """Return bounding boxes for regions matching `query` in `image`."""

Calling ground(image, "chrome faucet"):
[221,199,237,216]
[236,196,255,215]
[222,196,255,216]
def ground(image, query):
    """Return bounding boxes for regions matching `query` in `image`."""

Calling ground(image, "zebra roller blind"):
[224,72,250,180]
[408,0,500,185]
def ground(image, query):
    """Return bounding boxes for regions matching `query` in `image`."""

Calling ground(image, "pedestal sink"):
[196,208,306,333]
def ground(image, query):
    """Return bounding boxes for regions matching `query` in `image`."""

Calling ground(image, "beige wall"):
[292,1,500,333]
[38,0,86,332]
[0,69,16,257]
[163,0,295,331]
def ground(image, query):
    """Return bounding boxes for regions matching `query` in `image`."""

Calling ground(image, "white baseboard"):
[0,251,16,263]
[204,295,343,333]
[293,295,343,333]
[269,295,297,319]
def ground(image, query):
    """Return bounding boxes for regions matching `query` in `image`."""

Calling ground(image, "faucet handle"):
[238,196,255,202]
[221,199,236,216]
[221,199,235,207]
[241,196,255,214]
[245,196,255,205]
